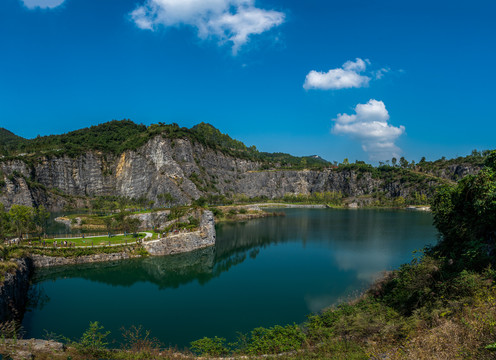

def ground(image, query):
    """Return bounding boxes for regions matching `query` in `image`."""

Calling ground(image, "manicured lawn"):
[28,233,148,247]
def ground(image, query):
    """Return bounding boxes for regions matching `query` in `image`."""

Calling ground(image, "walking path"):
[21,232,154,249]
[54,232,153,241]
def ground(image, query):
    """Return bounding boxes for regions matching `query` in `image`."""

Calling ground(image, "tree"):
[34,205,50,238]
[77,321,110,356]
[391,157,397,167]
[103,217,115,235]
[124,217,141,235]
[399,156,408,169]
[0,203,8,240]
[8,205,34,238]
[431,150,496,270]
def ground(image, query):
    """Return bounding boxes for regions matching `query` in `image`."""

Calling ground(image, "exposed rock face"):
[144,210,216,256]
[435,164,481,181]
[0,339,65,360]
[0,258,33,323]
[128,210,170,230]
[0,136,480,211]
[31,252,137,268]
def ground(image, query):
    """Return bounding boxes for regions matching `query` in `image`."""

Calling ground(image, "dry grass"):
[369,287,496,360]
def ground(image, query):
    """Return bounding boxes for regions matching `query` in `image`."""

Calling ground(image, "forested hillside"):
[0,120,329,169]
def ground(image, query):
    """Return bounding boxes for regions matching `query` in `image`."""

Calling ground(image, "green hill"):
[0,120,330,170]
[0,128,26,154]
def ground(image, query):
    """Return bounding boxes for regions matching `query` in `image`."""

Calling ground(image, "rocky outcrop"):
[31,252,138,268]
[0,135,479,211]
[0,339,65,360]
[0,258,33,323]
[128,210,170,230]
[144,210,216,256]
[433,164,481,181]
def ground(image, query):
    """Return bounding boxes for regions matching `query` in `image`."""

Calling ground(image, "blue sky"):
[0,0,495,163]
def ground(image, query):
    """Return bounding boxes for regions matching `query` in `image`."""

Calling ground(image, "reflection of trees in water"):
[32,210,435,293]
[26,284,50,312]
[215,209,433,254]
[213,209,436,283]
[32,246,216,289]
[31,217,299,291]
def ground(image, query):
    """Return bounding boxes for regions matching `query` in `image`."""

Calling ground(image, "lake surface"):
[23,208,437,348]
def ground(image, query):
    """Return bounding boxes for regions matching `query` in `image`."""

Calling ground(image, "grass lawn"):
[28,233,148,247]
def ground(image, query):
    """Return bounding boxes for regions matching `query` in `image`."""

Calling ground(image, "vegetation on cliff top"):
[0,120,329,170]
[1,120,491,182]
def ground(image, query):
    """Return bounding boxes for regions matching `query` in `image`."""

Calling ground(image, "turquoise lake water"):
[23,208,437,349]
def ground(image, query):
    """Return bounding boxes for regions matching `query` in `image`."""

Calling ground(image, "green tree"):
[8,205,34,238]
[0,204,8,240]
[399,156,408,168]
[391,157,397,167]
[124,217,141,235]
[34,205,50,238]
[103,217,115,235]
[76,321,110,356]
[431,150,496,270]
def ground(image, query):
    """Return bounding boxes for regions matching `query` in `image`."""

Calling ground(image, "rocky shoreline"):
[0,210,217,331]
[30,252,139,268]
[0,258,33,324]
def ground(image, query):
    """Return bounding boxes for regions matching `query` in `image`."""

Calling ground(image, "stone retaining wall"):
[30,252,138,268]
[144,210,216,256]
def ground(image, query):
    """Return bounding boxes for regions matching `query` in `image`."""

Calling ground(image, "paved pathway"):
[26,232,154,249]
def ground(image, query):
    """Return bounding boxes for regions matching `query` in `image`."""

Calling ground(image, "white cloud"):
[21,0,65,9]
[342,58,368,72]
[130,0,285,54]
[303,58,371,90]
[332,99,405,160]
[373,67,390,80]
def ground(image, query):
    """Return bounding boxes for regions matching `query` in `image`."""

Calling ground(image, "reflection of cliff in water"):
[33,246,216,289]
[32,215,296,290]
[32,209,434,291]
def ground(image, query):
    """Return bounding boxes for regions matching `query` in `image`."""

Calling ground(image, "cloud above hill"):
[332,99,405,160]
[131,0,285,54]
[20,0,65,9]
[304,58,372,90]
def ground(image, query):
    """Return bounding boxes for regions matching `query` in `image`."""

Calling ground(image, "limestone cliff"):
[0,135,477,210]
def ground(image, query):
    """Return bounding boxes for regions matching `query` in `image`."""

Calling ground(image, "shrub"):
[188,216,200,227]
[121,325,162,354]
[168,206,187,220]
[242,324,306,355]
[210,207,224,217]
[190,336,229,356]
[74,321,110,356]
